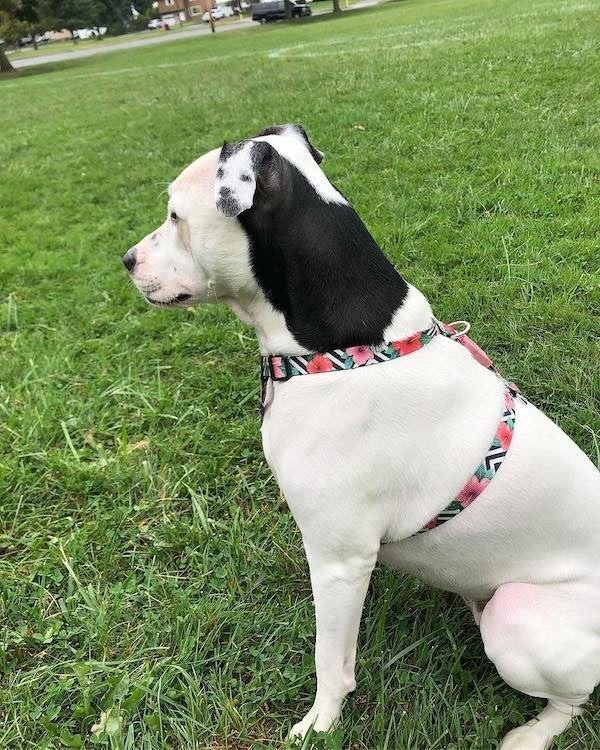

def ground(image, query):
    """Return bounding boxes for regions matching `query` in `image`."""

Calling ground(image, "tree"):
[0,41,14,72]
[95,0,155,34]
[38,0,99,40]
[332,0,340,12]
[0,0,20,70]
[16,0,43,47]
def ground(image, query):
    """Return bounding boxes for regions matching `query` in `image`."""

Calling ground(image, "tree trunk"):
[332,0,341,12]
[284,0,292,19]
[0,45,14,73]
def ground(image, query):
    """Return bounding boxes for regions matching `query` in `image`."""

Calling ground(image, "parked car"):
[17,34,49,46]
[75,27,107,39]
[148,16,176,28]
[251,0,311,23]
[202,6,234,22]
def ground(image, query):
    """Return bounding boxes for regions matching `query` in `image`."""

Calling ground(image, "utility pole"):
[200,0,215,32]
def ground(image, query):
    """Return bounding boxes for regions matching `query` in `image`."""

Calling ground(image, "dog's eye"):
[170,211,178,223]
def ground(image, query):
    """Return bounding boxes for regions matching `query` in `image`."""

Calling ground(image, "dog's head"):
[123,124,337,309]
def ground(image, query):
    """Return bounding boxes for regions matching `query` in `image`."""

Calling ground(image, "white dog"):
[124,125,600,749]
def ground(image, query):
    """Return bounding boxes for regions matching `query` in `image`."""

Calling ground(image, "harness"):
[260,320,525,536]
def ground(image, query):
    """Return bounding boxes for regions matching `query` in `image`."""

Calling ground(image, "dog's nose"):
[123,247,137,273]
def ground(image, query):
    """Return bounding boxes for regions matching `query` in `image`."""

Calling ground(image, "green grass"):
[1,0,599,747]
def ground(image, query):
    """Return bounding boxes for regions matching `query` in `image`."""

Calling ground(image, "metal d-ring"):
[448,320,471,339]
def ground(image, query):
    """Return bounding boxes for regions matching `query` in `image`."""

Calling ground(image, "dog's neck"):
[230,282,434,357]
[226,188,434,356]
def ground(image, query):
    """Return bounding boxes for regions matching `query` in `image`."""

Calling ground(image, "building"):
[155,0,209,22]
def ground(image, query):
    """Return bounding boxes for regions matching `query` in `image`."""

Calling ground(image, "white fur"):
[255,130,347,205]
[214,142,259,217]
[127,133,600,750]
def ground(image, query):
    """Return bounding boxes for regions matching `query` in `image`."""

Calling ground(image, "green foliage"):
[37,0,99,31]
[1,0,599,747]
[16,0,41,26]
[0,13,27,42]
[0,0,154,38]
[0,0,21,46]
[0,0,42,46]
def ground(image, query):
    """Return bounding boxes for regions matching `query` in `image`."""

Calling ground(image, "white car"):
[75,27,107,39]
[149,16,177,28]
[202,6,234,21]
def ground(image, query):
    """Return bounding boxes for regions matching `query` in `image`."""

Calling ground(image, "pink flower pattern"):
[306,354,334,374]
[457,476,491,508]
[392,334,422,356]
[497,421,513,451]
[270,356,285,380]
[347,345,375,366]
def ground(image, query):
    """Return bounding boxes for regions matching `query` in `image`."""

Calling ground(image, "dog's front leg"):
[290,542,377,740]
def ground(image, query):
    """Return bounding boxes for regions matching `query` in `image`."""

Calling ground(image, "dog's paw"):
[498,721,553,750]
[289,709,337,741]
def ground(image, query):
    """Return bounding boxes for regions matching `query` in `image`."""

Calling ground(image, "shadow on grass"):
[0,55,106,80]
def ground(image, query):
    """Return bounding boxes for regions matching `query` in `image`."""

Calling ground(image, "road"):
[11,20,257,69]
[11,0,378,69]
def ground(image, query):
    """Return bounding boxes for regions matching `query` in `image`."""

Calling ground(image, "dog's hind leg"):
[289,543,377,740]
[479,582,600,749]
[462,596,488,626]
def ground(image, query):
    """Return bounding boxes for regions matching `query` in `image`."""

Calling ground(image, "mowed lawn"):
[1,0,599,747]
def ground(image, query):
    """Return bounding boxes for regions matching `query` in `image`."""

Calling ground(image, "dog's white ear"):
[215,140,272,218]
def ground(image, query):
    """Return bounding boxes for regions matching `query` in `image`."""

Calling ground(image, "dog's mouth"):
[145,292,192,306]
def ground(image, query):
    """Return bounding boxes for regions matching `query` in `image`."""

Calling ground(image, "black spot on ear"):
[215,140,279,217]
[217,186,242,217]
[220,139,245,161]
[216,167,224,179]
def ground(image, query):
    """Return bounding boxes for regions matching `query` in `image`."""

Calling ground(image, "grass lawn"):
[1,0,599,747]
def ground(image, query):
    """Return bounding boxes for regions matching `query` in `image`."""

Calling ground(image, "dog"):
[124,124,600,749]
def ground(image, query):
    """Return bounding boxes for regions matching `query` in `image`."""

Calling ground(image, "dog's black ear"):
[215,140,276,218]
[257,123,324,164]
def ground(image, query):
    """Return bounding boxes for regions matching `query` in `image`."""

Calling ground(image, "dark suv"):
[252,0,311,23]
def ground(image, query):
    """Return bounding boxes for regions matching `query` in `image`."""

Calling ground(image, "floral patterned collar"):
[262,321,440,383]
[260,319,525,537]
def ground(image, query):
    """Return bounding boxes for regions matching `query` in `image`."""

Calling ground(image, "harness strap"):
[260,319,525,536]
[414,386,516,535]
